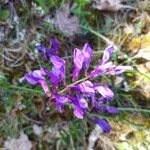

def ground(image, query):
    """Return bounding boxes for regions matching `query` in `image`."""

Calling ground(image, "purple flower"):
[92,117,111,133]
[72,95,88,119]
[25,69,51,97]
[72,43,93,81]
[88,94,96,107]
[99,44,115,65]
[73,107,84,119]
[53,94,69,112]
[82,43,93,71]
[72,48,85,81]
[50,55,65,88]
[76,80,95,94]
[46,37,60,57]
[79,97,88,109]
[24,43,133,133]
[50,37,60,51]
[89,62,115,78]
[76,82,114,100]
[37,37,60,59]
[104,106,119,113]
[94,84,114,99]
[89,45,133,78]
[106,66,133,75]
[37,45,47,53]
[95,104,119,113]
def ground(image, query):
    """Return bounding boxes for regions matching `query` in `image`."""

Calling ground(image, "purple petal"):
[93,100,104,111]
[79,97,88,108]
[98,62,115,71]
[25,69,51,97]
[100,45,115,65]
[89,62,115,78]
[45,49,53,59]
[76,80,95,93]
[54,95,69,112]
[49,71,59,87]
[40,68,49,76]
[104,106,119,113]
[56,102,64,112]
[72,48,84,81]
[88,68,103,78]
[37,44,47,53]
[95,85,114,99]
[25,69,46,85]
[71,95,88,109]
[92,118,111,133]
[37,37,60,59]
[50,37,60,51]
[46,37,60,57]
[82,43,93,70]
[107,66,133,75]
[32,70,45,79]
[56,95,69,103]
[39,80,51,97]
[25,74,39,85]
[73,107,84,119]
[88,94,96,107]
[50,55,65,83]
[50,55,65,69]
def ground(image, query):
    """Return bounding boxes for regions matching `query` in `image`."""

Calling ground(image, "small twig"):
[6,47,22,52]
[22,114,44,125]
[0,53,14,61]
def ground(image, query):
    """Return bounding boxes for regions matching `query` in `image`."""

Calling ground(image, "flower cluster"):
[36,37,60,59]
[25,38,132,133]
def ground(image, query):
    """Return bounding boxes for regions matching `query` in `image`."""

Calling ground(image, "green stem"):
[118,107,150,113]
[1,84,43,94]
[89,107,150,119]
[58,76,88,94]
[80,26,114,45]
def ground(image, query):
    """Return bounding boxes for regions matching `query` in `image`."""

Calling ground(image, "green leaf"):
[75,0,90,6]
[0,9,10,21]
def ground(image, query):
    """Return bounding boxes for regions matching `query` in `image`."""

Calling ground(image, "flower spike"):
[25,42,133,133]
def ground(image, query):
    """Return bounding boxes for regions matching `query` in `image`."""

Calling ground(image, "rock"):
[33,124,43,137]
[4,132,32,150]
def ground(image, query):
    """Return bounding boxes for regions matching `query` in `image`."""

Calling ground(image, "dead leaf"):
[55,3,80,37]
[136,47,150,60]
[129,32,150,60]
[136,62,150,99]
[94,136,116,150]
[124,24,134,35]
